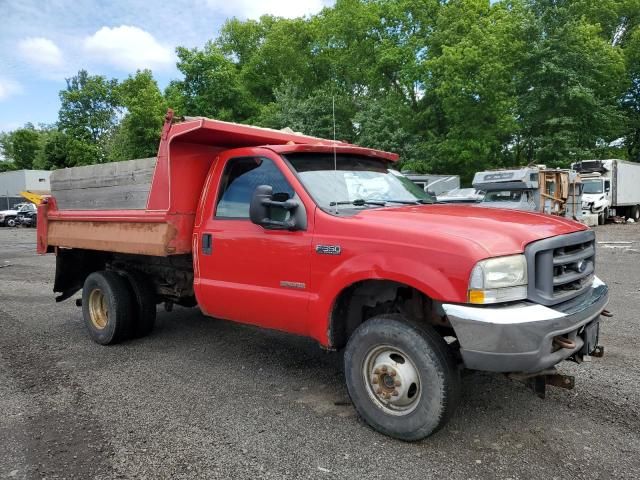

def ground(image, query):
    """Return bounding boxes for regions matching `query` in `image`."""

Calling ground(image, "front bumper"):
[442,277,609,373]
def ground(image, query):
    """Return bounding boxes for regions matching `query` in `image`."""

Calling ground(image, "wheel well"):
[53,249,195,306]
[328,280,453,350]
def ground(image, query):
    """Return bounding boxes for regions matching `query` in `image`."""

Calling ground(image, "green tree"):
[0,124,41,169]
[517,0,628,166]
[168,43,256,120]
[109,70,167,161]
[58,70,119,165]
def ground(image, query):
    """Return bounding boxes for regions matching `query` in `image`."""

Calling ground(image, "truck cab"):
[37,113,609,441]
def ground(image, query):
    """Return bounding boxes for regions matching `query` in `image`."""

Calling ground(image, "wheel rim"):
[7,219,15,227]
[88,288,109,330]
[362,345,421,416]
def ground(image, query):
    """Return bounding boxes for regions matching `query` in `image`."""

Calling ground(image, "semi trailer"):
[572,159,640,224]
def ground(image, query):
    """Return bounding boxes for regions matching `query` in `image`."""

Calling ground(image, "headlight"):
[468,254,527,304]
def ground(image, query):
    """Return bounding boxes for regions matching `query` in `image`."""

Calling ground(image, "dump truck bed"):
[38,112,394,256]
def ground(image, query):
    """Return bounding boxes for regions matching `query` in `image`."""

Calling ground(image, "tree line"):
[1,0,639,183]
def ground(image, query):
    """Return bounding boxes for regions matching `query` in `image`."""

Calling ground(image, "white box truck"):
[572,159,640,224]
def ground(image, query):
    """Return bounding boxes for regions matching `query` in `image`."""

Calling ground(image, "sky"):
[0,0,335,133]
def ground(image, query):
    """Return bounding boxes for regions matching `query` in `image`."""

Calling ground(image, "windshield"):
[285,153,434,211]
[582,179,603,194]
[484,190,523,202]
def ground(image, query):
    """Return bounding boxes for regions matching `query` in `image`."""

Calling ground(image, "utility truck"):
[473,166,582,220]
[572,159,640,224]
[38,112,608,441]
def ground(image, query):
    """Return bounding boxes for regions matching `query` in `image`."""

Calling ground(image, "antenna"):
[333,96,338,214]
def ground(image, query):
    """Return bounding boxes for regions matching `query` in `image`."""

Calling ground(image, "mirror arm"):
[257,217,297,230]
[260,199,299,211]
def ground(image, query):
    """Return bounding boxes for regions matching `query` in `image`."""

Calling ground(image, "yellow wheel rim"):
[88,288,108,330]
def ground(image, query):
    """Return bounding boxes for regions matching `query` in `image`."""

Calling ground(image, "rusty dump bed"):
[38,111,397,257]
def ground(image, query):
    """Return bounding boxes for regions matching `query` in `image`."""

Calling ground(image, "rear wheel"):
[631,205,640,222]
[598,211,606,225]
[344,314,460,441]
[82,271,134,345]
[122,270,157,338]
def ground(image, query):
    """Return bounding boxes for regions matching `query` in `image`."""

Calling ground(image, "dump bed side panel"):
[50,157,156,210]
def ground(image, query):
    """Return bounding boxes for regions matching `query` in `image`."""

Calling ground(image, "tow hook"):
[507,368,575,399]
[601,309,613,318]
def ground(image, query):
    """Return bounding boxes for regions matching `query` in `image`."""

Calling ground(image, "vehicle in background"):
[402,172,460,196]
[17,208,37,227]
[473,166,582,220]
[37,112,608,441]
[436,188,484,204]
[572,159,640,224]
[0,203,37,227]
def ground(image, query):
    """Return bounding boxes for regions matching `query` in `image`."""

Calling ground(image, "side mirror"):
[604,181,611,193]
[249,185,307,231]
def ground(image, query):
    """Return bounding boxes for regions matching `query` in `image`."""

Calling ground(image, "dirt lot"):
[1,225,639,479]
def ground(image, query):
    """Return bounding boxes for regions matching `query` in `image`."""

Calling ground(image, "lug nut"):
[392,390,399,397]
[376,388,382,394]
[372,377,378,384]
[374,368,380,375]
[389,370,396,377]
[381,366,388,373]
[394,380,401,387]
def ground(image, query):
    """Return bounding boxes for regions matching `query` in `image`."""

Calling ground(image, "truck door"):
[194,154,313,336]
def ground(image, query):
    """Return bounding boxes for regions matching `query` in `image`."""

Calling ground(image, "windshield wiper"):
[329,198,433,208]
[379,199,433,205]
[329,199,387,207]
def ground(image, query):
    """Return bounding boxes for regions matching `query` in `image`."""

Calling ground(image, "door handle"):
[202,233,213,255]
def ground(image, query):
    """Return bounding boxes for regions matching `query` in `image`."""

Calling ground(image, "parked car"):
[0,203,36,227]
[17,209,37,227]
[0,208,18,227]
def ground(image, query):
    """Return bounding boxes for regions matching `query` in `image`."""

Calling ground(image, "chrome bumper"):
[443,277,609,373]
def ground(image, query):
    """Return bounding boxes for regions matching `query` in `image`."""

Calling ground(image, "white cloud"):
[84,25,174,71]
[18,37,64,69]
[206,0,328,19]
[0,78,23,101]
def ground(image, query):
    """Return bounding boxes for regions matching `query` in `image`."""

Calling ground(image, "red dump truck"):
[38,111,609,440]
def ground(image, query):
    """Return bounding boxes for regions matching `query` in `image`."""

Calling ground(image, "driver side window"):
[216,157,294,219]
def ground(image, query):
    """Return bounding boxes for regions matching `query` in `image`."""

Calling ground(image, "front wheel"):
[5,217,16,227]
[344,314,460,441]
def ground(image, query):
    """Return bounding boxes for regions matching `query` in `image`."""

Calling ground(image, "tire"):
[6,217,16,227]
[82,271,134,345]
[344,314,460,441]
[632,205,640,222]
[598,211,605,225]
[121,270,157,338]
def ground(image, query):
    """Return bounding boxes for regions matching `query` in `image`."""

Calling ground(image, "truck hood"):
[356,204,587,256]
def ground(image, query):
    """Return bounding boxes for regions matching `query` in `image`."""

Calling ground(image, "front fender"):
[307,253,465,346]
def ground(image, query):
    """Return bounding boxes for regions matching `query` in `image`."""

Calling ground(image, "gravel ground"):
[1,225,639,479]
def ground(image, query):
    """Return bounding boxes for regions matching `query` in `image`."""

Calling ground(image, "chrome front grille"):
[525,230,596,306]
